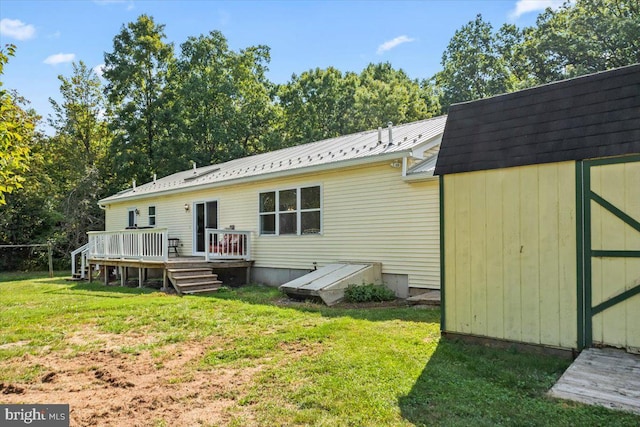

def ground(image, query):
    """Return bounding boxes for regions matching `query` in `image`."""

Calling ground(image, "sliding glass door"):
[194,201,218,254]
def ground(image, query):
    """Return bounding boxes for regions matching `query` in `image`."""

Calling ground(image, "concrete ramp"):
[280,262,382,306]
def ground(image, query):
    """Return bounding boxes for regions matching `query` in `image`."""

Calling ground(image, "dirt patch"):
[0,383,25,394]
[1,329,260,426]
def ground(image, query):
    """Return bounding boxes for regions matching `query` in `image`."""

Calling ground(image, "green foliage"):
[525,0,640,82]
[103,14,174,186]
[435,1,640,110]
[0,45,34,205]
[277,66,359,146]
[354,62,438,130]
[164,31,278,170]
[435,14,517,112]
[47,61,110,256]
[277,62,439,146]
[344,283,396,303]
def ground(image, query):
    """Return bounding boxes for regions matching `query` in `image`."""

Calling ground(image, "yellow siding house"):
[96,117,447,297]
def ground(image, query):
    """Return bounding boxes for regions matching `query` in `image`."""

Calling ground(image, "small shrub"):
[344,283,396,303]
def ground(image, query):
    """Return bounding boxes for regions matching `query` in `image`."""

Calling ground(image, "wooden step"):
[178,281,223,292]
[167,269,215,278]
[182,287,222,295]
[172,275,221,285]
[166,266,222,296]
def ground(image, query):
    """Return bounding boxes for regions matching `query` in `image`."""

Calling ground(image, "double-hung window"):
[259,185,321,235]
[148,206,156,226]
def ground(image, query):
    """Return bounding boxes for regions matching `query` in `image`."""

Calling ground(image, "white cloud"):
[47,31,61,39]
[376,35,415,55]
[93,63,105,78]
[43,53,75,65]
[0,18,36,40]
[509,0,566,19]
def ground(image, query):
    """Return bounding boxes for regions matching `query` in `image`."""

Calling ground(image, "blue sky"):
[1,0,563,130]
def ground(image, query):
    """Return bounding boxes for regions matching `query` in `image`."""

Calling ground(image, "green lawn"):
[1,272,638,426]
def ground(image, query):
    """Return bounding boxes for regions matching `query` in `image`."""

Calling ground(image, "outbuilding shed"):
[435,64,640,353]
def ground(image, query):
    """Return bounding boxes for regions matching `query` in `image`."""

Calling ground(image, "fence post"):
[47,240,53,278]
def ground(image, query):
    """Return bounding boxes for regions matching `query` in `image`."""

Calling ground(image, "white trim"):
[127,207,137,228]
[148,205,156,227]
[192,199,219,256]
[258,184,323,236]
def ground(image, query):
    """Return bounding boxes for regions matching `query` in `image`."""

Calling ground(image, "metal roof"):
[100,115,447,203]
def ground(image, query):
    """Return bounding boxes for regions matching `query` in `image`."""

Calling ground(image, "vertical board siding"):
[103,162,441,289]
[590,160,640,350]
[444,161,578,349]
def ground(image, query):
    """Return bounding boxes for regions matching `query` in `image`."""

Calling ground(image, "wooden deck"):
[548,347,640,415]
[87,256,253,292]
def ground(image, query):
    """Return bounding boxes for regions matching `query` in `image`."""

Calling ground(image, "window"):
[148,206,156,226]
[127,208,136,228]
[259,186,321,235]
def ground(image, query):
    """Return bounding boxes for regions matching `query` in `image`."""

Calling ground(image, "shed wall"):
[443,161,577,349]
[104,162,440,289]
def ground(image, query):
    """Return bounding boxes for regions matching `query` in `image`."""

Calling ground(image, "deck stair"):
[166,266,222,295]
[68,267,89,281]
[280,262,382,306]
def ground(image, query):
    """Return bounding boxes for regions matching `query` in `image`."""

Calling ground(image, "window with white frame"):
[259,186,321,235]
[148,206,156,226]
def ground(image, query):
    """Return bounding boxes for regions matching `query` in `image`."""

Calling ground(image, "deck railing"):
[87,228,169,262]
[71,242,91,278]
[205,228,251,261]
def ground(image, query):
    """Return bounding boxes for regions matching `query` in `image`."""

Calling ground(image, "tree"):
[354,62,437,130]
[0,91,57,269]
[277,67,358,146]
[434,15,516,112]
[164,31,278,170]
[103,14,174,186]
[0,45,34,205]
[525,0,640,82]
[47,61,110,253]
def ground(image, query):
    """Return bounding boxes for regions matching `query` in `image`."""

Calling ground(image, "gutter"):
[99,150,412,205]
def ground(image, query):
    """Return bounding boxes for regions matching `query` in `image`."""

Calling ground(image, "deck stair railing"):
[205,228,251,261]
[87,228,169,262]
[71,242,91,279]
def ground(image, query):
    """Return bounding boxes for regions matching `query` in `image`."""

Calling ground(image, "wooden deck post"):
[120,266,125,287]
[103,266,109,286]
[138,268,143,288]
[88,263,92,283]
[162,269,168,292]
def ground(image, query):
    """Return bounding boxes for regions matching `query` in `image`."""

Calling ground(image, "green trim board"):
[592,284,640,316]
[592,250,640,258]
[575,161,586,350]
[584,153,640,167]
[583,160,593,348]
[439,175,445,331]
[590,191,640,233]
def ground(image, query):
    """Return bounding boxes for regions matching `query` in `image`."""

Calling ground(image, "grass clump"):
[344,283,396,303]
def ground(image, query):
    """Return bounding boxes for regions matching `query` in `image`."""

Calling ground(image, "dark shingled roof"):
[435,64,640,175]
